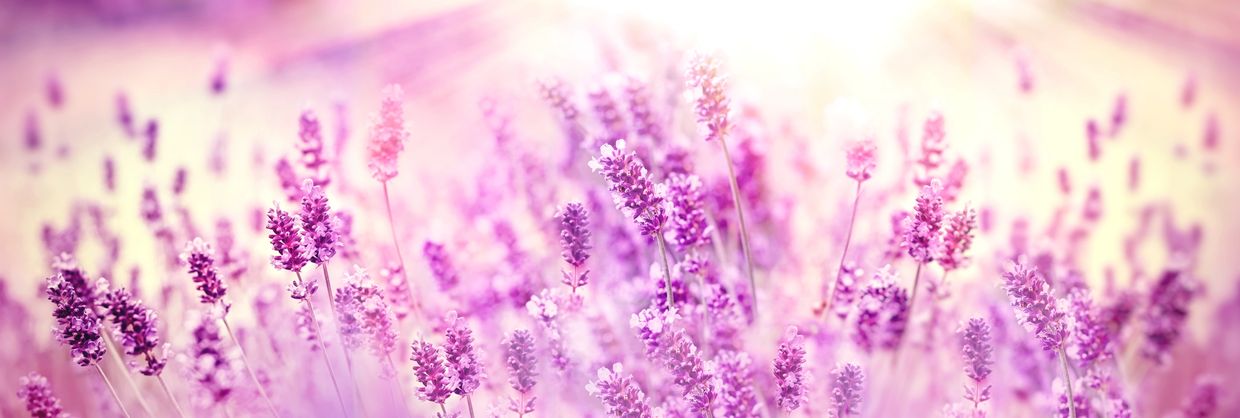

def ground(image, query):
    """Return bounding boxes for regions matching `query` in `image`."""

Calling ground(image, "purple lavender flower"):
[1180,376,1219,418]
[298,180,338,264]
[903,179,945,264]
[588,139,667,236]
[630,306,678,357]
[845,139,877,182]
[829,363,865,417]
[829,262,863,320]
[939,207,977,271]
[368,84,408,183]
[666,173,713,252]
[17,373,68,418]
[140,186,163,225]
[853,266,910,352]
[1068,289,1111,367]
[187,313,234,407]
[557,202,592,290]
[181,238,227,306]
[1142,267,1197,364]
[1054,381,1091,418]
[663,330,716,413]
[687,53,731,142]
[266,205,309,272]
[503,330,538,415]
[333,211,360,261]
[46,273,106,367]
[288,272,318,301]
[1001,260,1067,352]
[959,318,994,406]
[116,92,134,138]
[586,363,654,418]
[915,111,947,187]
[410,339,457,406]
[773,326,807,412]
[142,119,158,162]
[24,110,41,152]
[624,77,664,144]
[715,350,760,418]
[333,269,369,351]
[274,157,302,202]
[172,166,188,196]
[422,241,460,290]
[295,303,325,351]
[103,157,115,192]
[298,109,330,188]
[443,311,484,396]
[588,84,628,143]
[101,287,167,376]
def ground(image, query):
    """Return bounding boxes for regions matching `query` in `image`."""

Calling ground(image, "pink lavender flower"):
[687,53,731,142]
[773,326,807,412]
[298,180,338,264]
[666,173,713,252]
[853,266,910,352]
[46,273,106,366]
[663,330,716,413]
[298,109,330,188]
[1001,260,1067,352]
[845,139,877,182]
[903,179,945,263]
[588,139,668,237]
[181,238,227,305]
[557,202,592,290]
[24,110,41,152]
[587,363,654,418]
[1180,376,1219,418]
[410,339,458,406]
[266,205,309,272]
[959,318,994,406]
[101,287,167,376]
[187,313,234,407]
[939,206,977,271]
[589,84,628,143]
[17,373,68,418]
[829,363,865,417]
[1141,268,1197,364]
[914,111,947,187]
[829,262,863,320]
[1068,289,1111,367]
[715,350,760,418]
[333,268,372,351]
[630,306,679,356]
[624,77,664,144]
[1054,381,1091,418]
[443,311,484,395]
[368,84,408,182]
[503,329,538,414]
[423,241,460,290]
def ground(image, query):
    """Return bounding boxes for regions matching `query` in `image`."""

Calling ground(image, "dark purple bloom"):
[829,363,865,417]
[298,109,330,188]
[939,207,977,271]
[589,139,667,236]
[265,206,309,272]
[101,287,167,376]
[773,326,807,412]
[1141,267,1197,364]
[715,350,760,418]
[687,53,731,142]
[959,318,994,406]
[181,238,227,305]
[410,339,457,405]
[588,84,628,144]
[17,372,68,418]
[116,92,134,138]
[557,202,592,290]
[586,363,654,418]
[299,180,338,264]
[1180,376,1219,418]
[1001,260,1067,352]
[666,173,713,252]
[662,330,716,413]
[46,273,106,367]
[903,179,945,264]
[845,139,877,182]
[443,311,484,395]
[422,241,459,290]
[624,77,664,144]
[503,329,538,414]
[853,266,910,352]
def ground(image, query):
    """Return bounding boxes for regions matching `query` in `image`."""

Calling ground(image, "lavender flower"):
[586,363,654,418]
[939,207,977,271]
[298,109,330,187]
[266,205,309,272]
[46,273,106,366]
[116,92,134,137]
[903,179,945,264]
[295,303,325,351]
[914,111,947,187]
[368,84,408,182]
[275,157,302,202]
[687,53,731,142]
[187,313,234,407]
[630,306,678,356]
[504,330,538,414]
[143,119,158,162]
[589,84,628,143]
[422,241,460,290]
[1001,260,1067,352]
[588,139,668,237]
[101,287,167,376]
[1180,376,1219,418]
[666,172,713,252]
[1068,289,1111,367]
[443,311,484,395]
[830,262,863,320]
[557,202,592,290]
[181,238,227,305]
[288,272,318,301]
[845,139,877,182]
[829,363,865,417]
[1054,381,1091,418]
[853,266,910,352]
[663,330,716,413]
[715,350,761,418]
[624,77,664,144]
[959,318,994,406]
[298,180,338,264]
[773,326,807,412]
[1142,268,1197,364]
[17,373,69,418]
[410,339,457,405]
[332,267,399,358]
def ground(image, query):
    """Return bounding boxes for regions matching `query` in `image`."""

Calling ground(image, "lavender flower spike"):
[299,179,338,265]
[714,350,760,418]
[410,339,457,408]
[18,372,69,418]
[904,179,945,264]
[504,330,538,416]
[959,318,994,408]
[443,311,485,396]
[587,363,654,418]
[181,237,227,306]
[588,139,668,237]
[46,273,106,367]
[557,202,592,292]
[666,172,713,253]
[773,326,807,412]
[829,363,865,417]
[422,241,460,290]
[939,206,977,272]
[266,205,309,272]
[1141,267,1197,364]
[1001,260,1067,352]
[687,52,731,143]
[368,84,408,183]
[101,288,168,376]
[845,139,877,182]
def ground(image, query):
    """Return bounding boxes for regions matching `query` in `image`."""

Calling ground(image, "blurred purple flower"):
[1068,289,1111,367]
[181,237,227,306]
[298,109,330,188]
[589,139,668,237]
[557,202,592,291]
[142,119,158,162]
[587,363,654,418]
[625,76,664,144]
[773,326,807,412]
[959,318,994,407]
[903,179,945,264]
[1180,376,1219,418]
[845,139,877,182]
[503,329,538,415]
[187,313,234,407]
[687,53,731,142]
[854,266,910,352]
[589,84,628,144]
[17,372,68,418]
[1141,268,1197,364]
[940,207,977,271]
[715,350,760,418]
[829,262,863,320]
[829,363,865,418]
[422,241,460,290]
[368,84,408,183]
[1001,260,1067,352]
[666,173,713,253]
[116,92,134,138]
[914,111,947,187]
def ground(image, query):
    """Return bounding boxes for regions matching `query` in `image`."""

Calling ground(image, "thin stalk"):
[892,262,925,367]
[717,136,758,317]
[301,287,351,418]
[381,182,417,311]
[654,233,675,308]
[569,263,578,295]
[516,392,526,418]
[321,262,338,316]
[220,312,282,418]
[385,354,412,415]
[95,363,134,418]
[439,404,448,416]
[823,181,864,316]
[1059,347,1078,418]
[155,373,189,418]
[341,354,371,418]
[104,332,157,417]
[321,262,370,418]
[466,395,477,418]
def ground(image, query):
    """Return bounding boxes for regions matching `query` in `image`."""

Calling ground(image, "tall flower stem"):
[717,136,758,317]
[908,262,925,323]
[321,262,338,317]
[466,395,477,418]
[220,312,282,418]
[299,276,351,418]
[94,363,134,418]
[1059,347,1078,418]
[104,332,157,417]
[155,373,189,418]
[823,181,863,315]
[655,232,675,308]
[381,182,417,313]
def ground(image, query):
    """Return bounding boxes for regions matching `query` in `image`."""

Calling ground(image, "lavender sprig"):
[829,363,865,417]
[557,202,592,292]
[411,339,458,409]
[17,373,69,418]
[100,287,167,376]
[46,273,106,367]
[503,330,538,416]
[773,326,807,412]
[423,241,460,290]
[715,350,760,418]
[586,363,654,418]
[1141,267,1197,364]
[368,84,408,183]
[443,311,485,396]
[666,172,713,253]
[299,180,338,265]
[1001,260,1067,352]
[181,238,227,306]
[266,205,309,273]
[959,318,993,408]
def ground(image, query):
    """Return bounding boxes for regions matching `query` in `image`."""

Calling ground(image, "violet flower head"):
[503,329,538,414]
[46,273,106,367]
[187,313,234,407]
[181,238,227,305]
[959,318,994,405]
[537,77,580,121]
[829,363,865,418]
[845,139,877,182]
[903,179,945,264]
[1054,381,1091,418]
[1068,289,1111,367]
[298,109,330,187]
[915,111,947,187]
[715,350,761,418]
[666,172,713,252]
[1001,260,1067,352]
[557,202,592,288]
[630,306,679,357]
[773,326,807,412]
[663,330,716,413]
[443,311,484,396]
[333,269,370,351]
[298,180,338,264]
[265,205,309,272]
[101,287,167,376]
[17,372,68,418]
[422,241,459,290]
[1141,267,1197,364]
[853,266,910,352]
[287,271,318,301]
[274,157,302,202]
[24,110,41,152]
[686,52,731,142]
[410,339,458,405]
[368,84,408,183]
[143,119,158,162]
[116,92,134,138]
[624,76,664,144]
[586,363,654,418]
[939,206,977,271]
[830,262,863,320]
[1180,376,1219,418]
[588,139,668,236]
[589,84,628,143]
[295,303,325,351]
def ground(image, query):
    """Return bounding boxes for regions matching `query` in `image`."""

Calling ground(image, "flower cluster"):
[666,172,713,252]
[422,241,460,290]
[854,266,910,352]
[687,52,731,142]
[587,363,654,418]
[101,287,167,376]
[299,180,338,264]
[503,329,538,414]
[829,363,865,417]
[939,206,977,271]
[903,179,945,263]
[18,373,68,418]
[46,272,106,367]
[557,202,592,290]
[1001,260,1067,352]
[589,139,668,236]
[266,206,309,272]
[181,237,227,305]
[1141,268,1197,364]
[368,84,408,182]
[443,311,484,396]
[959,318,994,406]
[845,139,877,182]
[773,326,807,412]
[410,339,458,406]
